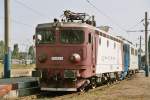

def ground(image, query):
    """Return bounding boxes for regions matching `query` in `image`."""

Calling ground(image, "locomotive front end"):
[33,22,94,91]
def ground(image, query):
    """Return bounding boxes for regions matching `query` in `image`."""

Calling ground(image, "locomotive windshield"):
[60,30,84,44]
[36,30,55,44]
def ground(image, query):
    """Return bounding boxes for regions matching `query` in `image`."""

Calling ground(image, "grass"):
[0,63,3,72]
[11,64,35,69]
[0,63,35,78]
[0,63,2,67]
[0,63,35,72]
[0,63,35,69]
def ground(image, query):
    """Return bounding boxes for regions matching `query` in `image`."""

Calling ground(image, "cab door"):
[122,44,130,79]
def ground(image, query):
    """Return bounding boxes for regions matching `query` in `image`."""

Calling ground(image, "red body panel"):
[37,45,87,68]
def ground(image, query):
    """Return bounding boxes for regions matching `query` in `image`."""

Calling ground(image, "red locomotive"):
[33,10,138,91]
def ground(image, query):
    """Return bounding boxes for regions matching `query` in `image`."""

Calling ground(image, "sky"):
[0,0,150,51]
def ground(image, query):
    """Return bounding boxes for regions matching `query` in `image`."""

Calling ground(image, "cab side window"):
[99,37,101,45]
[88,33,92,43]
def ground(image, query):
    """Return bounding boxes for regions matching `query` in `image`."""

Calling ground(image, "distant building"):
[12,59,23,64]
[12,59,33,65]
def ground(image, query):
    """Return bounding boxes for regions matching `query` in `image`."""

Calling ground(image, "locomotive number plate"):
[51,57,64,61]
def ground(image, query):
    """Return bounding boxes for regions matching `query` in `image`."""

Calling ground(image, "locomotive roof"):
[117,36,137,48]
[37,22,96,29]
[36,22,123,42]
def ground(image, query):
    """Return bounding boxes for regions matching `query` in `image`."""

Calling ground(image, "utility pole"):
[139,36,142,70]
[145,12,149,77]
[4,0,11,78]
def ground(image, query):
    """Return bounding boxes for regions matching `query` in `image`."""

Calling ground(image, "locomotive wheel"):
[91,83,96,89]
[107,82,110,86]
[78,87,85,92]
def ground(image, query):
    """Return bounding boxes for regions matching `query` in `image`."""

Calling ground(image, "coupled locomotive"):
[33,10,138,91]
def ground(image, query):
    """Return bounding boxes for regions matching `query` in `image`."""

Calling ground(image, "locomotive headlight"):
[38,53,47,63]
[70,53,81,63]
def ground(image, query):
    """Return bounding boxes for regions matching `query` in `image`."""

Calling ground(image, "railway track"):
[37,75,135,100]
[48,82,121,100]
[14,74,136,100]
[16,81,121,100]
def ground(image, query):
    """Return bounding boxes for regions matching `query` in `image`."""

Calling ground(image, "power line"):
[14,0,48,19]
[127,19,144,30]
[0,16,34,28]
[127,29,150,33]
[86,0,127,32]
[12,19,34,28]
[127,18,150,33]
[128,19,150,32]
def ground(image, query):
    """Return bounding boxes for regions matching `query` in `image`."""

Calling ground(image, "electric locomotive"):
[32,10,138,91]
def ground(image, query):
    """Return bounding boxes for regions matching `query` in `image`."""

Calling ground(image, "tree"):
[28,45,35,60]
[12,44,19,59]
[0,40,4,60]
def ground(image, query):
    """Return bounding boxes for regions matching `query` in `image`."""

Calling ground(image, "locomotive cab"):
[33,21,96,91]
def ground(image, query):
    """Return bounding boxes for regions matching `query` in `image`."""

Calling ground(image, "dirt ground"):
[46,70,150,100]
